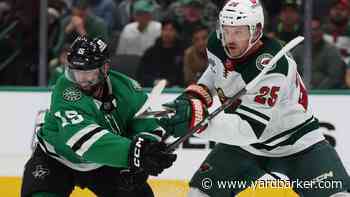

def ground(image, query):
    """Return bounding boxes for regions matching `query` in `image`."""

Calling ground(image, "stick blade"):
[134,79,167,118]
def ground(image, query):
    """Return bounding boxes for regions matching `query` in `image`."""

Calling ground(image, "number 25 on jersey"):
[254,73,308,111]
[254,86,280,107]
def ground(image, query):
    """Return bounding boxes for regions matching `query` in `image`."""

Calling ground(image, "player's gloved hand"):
[159,98,208,137]
[158,84,212,137]
[128,136,177,176]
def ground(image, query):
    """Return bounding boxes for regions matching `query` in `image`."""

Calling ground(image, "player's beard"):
[79,66,109,99]
[79,79,106,99]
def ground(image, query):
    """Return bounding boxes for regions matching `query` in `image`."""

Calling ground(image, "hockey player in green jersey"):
[159,0,350,196]
[21,36,177,197]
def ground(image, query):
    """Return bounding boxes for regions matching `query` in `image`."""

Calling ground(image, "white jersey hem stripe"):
[38,139,102,171]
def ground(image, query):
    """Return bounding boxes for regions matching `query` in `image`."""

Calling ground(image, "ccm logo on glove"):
[133,137,144,167]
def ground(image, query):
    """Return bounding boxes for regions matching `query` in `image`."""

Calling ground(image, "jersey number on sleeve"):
[55,111,84,127]
[254,86,280,107]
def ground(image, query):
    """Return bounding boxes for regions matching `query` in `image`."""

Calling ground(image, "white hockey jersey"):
[195,34,324,157]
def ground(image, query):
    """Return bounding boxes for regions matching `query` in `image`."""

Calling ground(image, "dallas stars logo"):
[63,87,82,101]
[32,165,50,179]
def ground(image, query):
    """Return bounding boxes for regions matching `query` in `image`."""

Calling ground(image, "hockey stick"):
[134,79,167,118]
[136,109,175,118]
[166,36,304,152]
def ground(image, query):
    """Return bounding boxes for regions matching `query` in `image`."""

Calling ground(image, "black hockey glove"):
[128,136,177,176]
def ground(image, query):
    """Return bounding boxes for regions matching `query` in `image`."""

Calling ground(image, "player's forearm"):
[129,118,163,137]
[80,133,131,168]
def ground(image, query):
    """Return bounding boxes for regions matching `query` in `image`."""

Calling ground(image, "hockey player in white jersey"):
[159,0,350,196]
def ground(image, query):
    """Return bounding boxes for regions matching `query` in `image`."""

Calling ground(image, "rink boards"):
[0,89,349,196]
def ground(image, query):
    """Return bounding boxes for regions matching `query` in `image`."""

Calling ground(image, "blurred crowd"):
[0,0,350,89]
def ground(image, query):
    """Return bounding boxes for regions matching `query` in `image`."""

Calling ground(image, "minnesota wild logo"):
[63,87,82,101]
[256,53,275,71]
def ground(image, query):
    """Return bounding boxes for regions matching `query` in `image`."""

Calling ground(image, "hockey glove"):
[181,84,213,107]
[128,136,177,176]
[158,84,210,137]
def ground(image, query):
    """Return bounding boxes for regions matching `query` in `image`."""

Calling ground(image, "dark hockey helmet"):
[67,36,109,70]
[65,36,110,93]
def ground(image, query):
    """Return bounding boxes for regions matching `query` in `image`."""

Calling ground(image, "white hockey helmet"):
[218,0,264,58]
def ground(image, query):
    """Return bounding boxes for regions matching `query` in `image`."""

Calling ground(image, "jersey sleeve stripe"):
[235,112,266,139]
[236,108,269,125]
[71,127,105,152]
[238,105,270,121]
[66,124,100,147]
[75,130,109,156]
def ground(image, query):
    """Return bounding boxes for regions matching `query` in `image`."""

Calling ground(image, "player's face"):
[222,25,250,58]
[71,68,101,91]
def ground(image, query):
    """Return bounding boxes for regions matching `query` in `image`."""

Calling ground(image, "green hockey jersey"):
[195,33,324,157]
[37,71,161,171]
